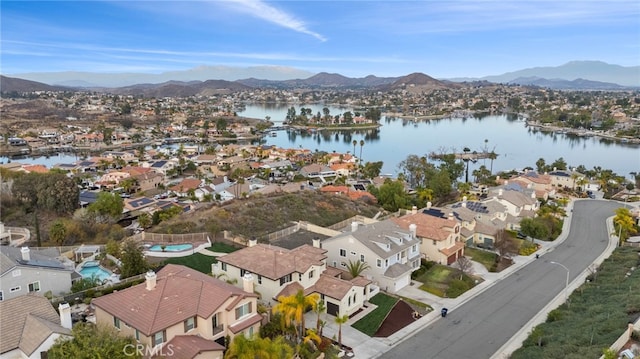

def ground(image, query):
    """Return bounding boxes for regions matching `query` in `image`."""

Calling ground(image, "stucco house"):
[0,247,77,302]
[391,206,465,265]
[214,241,374,317]
[92,265,260,359]
[322,219,421,293]
[0,295,72,359]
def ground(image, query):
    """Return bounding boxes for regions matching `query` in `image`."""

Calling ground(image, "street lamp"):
[550,261,570,301]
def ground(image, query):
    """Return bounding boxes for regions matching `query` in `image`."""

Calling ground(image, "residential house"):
[548,169,583,190]
[322,219,421,293]
[485,188,539,218]
[320,185,377,202]
[169,178,202,197]
[147,160,176,176]
[446,202,500,248]
[95,170,131,189]
[392,206,465,265]
[0,295,72,359]
[299,164,336,179]
[92,265,260,359]
[0,247,77,302]
[215,241,373,317]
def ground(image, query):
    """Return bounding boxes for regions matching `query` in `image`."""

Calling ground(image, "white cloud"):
[223,0,326,41]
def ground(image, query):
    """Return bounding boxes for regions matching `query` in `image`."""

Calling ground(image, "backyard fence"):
[131,232,210,244]
[50,273,146,305]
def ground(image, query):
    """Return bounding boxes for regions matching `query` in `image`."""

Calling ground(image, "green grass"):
[398,296,433,312]
[163,253,218,274]
[207,242,240,253]
[351,293,399,336]
[415,264,477,298]
[464,247,498,270]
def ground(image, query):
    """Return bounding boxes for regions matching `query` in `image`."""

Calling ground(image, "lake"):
[2,103,638,179]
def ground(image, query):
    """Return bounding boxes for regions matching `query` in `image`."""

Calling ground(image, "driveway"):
[377,200,624,359]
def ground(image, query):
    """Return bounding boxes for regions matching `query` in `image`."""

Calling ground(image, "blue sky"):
[2,0,639,78]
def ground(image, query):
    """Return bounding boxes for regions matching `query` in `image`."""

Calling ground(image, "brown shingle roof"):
[439,241,465,257]
[92,264,256,336]
[392,212,456,241]
[228,313,262,334]
[155,335,224,359]
[0,295,70,355]
[218,244,327,280]
[306,274,354,301]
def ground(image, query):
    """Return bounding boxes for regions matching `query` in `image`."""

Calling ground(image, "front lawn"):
[207,242,240,253]
[465,247,498,271]
[162,253,217,274]
[415,264,478,298]
[351,293,399,336]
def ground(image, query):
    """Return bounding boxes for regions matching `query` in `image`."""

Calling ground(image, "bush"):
[519,241,538,256]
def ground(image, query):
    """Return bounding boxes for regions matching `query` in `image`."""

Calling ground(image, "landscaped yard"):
[465,247,498,271]
[352,293,399,336]
[207,242,240,253]
[414,264,478,298]
[162,252,218,274]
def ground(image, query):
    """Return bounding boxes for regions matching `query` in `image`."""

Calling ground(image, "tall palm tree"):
[315,300,326,334]
[335,314,349,348]
[488,151,498,175]
[352,140,357,158]
[274,290,319,342]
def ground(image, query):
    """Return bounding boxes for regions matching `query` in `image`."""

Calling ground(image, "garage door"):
[395,275,410,291]
[327,302,339,316]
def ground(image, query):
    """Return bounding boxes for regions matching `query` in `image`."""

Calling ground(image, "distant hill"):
[482,61,640,87]
[0,75,72,92]
[383,72,458,91]
[109,79,253,97]
[237,72,400,89]
[508,77,629,90]
[9,65,315,88]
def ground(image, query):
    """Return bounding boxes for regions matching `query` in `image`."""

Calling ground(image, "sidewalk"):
[339,200,578,359]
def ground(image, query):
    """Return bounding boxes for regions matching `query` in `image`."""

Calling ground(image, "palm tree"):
[359,140,365,166]
[488,150,498,175]
[335,314,349,348]
[352,140,357,158]
[274,290,319,342]
[315,300,326,334]
[345,260,370,278]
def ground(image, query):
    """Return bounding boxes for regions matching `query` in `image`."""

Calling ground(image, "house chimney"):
[462,196,468,208]
[427,202,432,210]
[409,224,417,239]
[242,272,254,293]
[211,263,218,276]
[21,247,30,262]
[531,191,536,199]
[496,175,500,182]
[59,302,72,329]
[145,271,157,291]
[448,212,454,221]
[498,189,503,196]
[312,238,321,248]
[351,221,358,232]
[411,206,418,215]
[248,238,258,247]
[504,180,508,185]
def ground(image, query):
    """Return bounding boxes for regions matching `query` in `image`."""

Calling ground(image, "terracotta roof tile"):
[439,241,465,256]
[228,313,262,334]
[155,335,224,359]
[392,212,456,241]
[92,264,256,336]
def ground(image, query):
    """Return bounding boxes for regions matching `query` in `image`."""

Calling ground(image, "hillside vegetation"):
[153,192,381,239]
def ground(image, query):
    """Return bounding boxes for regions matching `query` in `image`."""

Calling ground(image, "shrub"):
[546,309,563,322]
[519,241,538,256]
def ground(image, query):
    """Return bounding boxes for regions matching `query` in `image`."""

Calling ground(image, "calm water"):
[2,104,638,178]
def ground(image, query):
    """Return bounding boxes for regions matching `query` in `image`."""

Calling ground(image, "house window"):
[412,244,417,253]
[153,331,166,347]
[309,270,315,279]
[332,261,337,267]
[396,253,400,260]
[212,313,224,335]
[350,251,356,256]
[12,270,21,277]
[240,268,247,277]
[184,316,197,332]
[10,286,21,293]
[114,317,121,329]
[360,254,365,263]
[0,291,3,301]
[235,302,252,320]
[279,274,292,286]
[376,259,382,267]
[28,281,40,292]
[135,329,140,341]
[299,273,302,281]
[432,240,437,245]
[340,262,346,267]
[245,326,254,338]
[257,275,262,284]
[339,249,346,257]
[221,263,227,271]
[385,259,388,267]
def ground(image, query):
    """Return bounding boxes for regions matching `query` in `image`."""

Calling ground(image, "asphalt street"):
[378,200,625,359]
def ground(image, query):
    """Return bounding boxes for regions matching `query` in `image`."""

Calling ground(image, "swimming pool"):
[148,243,193,252]
[79,261,113,282]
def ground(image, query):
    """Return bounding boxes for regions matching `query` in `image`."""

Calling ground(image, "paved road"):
[379,200,624,359]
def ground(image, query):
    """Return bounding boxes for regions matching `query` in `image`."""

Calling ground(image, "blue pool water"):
[79,262,112,282]
[148,244,193,252]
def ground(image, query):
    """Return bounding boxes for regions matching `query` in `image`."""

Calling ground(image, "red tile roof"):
[92,264,256,336]
[392,212,456,241]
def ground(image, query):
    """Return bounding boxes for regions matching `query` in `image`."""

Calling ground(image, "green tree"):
[370,179,410,212]
[49,220,67,245]
[105,239,121,257]
[345,259,370,278]
[224,334,293,359]
[429,169,452,203]
[519,217,550,240]
[119,239,148,279]
[48,323,140,359]
[335,314,349,348]
[274,290,320,343]
[535,158,547,173]
[613,207,638,243]
[137,213,151,229]
[361,161,383,179]
[88,192,124,223]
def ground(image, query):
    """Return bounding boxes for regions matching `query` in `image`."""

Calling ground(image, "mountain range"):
[1,61,638,95]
